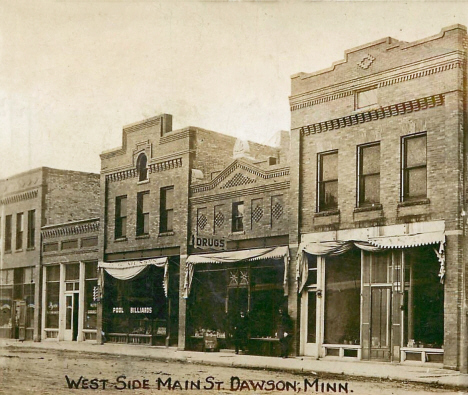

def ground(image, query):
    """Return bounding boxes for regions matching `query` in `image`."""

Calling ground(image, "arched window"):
[137,153,148,181]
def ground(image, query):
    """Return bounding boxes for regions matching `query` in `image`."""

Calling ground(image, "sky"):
[1,0,467,179]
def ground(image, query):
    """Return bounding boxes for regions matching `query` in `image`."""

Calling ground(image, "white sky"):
[1,0,467,178]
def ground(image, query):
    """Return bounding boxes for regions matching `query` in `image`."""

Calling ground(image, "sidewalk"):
[1,339,468,389]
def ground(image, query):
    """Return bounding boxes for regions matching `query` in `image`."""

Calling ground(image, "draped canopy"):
[296,231,446,293]
[184,246,289,298]
[99,257,169,296]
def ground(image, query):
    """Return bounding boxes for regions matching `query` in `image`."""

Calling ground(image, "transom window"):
[317,151,338,212]
[358,143,380,207]
[402,133,427,201]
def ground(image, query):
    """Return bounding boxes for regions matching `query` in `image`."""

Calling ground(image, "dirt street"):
[0,346,462,395]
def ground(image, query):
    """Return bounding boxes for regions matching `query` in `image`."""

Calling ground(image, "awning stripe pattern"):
[99,257,169,296]
[296,231,446,293]
[184,246,289,298]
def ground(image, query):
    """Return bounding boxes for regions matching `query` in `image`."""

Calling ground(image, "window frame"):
[355,86,378,110]
[5,215,12,252]
[115,195,128,239]
[232,201,244,232]
[136,153,148,182]
[357,142,381,207]
[136,191,150,236]
[317,150,339,212]
[401,132,427,202]
[160,186,174,233]
[16,212,24,250]
[27,210,35,249]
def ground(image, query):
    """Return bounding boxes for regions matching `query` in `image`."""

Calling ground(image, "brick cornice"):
[105,158,183,182]
[42,219,100,239]
[160,129,194,145]
[1,189,38,205]
[290,58,462,111]
[190,181,290,204]
[299,94,444,136]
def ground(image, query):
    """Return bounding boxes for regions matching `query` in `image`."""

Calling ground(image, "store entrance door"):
[370,286,392,361]
[65,293,79,341]
[302,290,320,357]
[14,301,26,341]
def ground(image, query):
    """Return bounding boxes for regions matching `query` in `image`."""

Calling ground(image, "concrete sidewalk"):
[1,339,468,389]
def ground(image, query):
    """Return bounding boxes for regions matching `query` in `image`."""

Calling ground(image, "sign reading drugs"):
[191,235,227,250]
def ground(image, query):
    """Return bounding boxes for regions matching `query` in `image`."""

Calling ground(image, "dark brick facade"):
[0,167,100,342]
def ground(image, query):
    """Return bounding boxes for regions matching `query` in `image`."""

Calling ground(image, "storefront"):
[100,257,179,346]
[42,261,98,341]
[297,223,445,363]
[0,267,35,340]
[183,246,289,355]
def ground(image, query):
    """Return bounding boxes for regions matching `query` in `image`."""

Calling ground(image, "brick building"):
[98,113,293,353]
[41,218,99,342]
[289,25,467,370]
[185,131,291,355]
[0,168,100,341]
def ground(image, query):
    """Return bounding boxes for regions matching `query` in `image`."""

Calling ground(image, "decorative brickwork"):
[221,173,256,189]
[1,189,38,205]
[214,211,224,228]
[272,202,284,220]
[300,94,444,136]
[252,205,263,223]
[192,160,289,193]
[42,219,100,239]
[357,54,375,69]
[290,60,461,111]
[106,158,183,182]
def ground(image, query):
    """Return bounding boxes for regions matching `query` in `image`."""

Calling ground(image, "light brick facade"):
[290,25,468,370]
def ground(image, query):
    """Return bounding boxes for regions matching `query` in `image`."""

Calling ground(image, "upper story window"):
[115,195,127,239]
[356,87,378,109]
[137,153,148,182]
[160,187,174,233]
[16,212,24,250]
[5,215,12,252]
[317,151,338,212]
[402,133,427,201]
[232,201,244,232]
[358,143,380,207]
[27,210,35,249]
[136,191,150,236]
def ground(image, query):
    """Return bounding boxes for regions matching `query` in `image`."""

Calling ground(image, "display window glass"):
[324,249,361,345]
[46,266,60,328]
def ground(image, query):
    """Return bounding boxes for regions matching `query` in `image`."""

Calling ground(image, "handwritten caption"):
[65,375,352,392]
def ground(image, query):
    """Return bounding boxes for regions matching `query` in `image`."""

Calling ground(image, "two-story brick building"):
[0,168,100,341]
[289,25,467,370]
[184,131,292,355]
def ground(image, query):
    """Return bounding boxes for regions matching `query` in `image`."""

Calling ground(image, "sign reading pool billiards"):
[112,307,153,314]
[191,235,226,250]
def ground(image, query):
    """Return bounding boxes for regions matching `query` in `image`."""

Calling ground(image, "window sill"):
[314,209,340,218]
[114,237,128,243]
[398,198,430,208]
[137,179,150,185]
[229,230,246,236]
[4,250,12,254]
[15,249,23,253]
[26,247,35,251]
[158,231,174,237]
[354,204,382,213]
[136,234,150,240]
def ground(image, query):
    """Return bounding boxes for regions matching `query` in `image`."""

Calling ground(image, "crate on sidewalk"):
[203,332,219,352]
